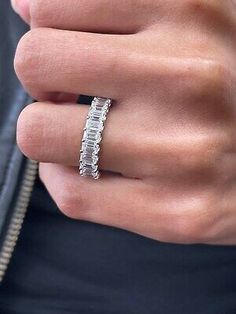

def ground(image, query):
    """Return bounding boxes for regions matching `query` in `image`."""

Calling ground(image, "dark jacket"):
[0,0,38,283]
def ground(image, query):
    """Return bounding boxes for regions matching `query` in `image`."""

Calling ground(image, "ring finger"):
[17,102,146,178]
[17,101,223,181]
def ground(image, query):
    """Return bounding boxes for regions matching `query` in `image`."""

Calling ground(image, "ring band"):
[79,97,112,179]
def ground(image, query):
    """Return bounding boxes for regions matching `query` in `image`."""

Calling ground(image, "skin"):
[11,0,236,245]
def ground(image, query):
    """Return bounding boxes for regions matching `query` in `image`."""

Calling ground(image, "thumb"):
[11,0,30,24]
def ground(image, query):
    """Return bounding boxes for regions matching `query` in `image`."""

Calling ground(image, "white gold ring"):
[79,97,112,179]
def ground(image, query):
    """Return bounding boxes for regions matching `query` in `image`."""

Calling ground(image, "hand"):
[14,0,236,245]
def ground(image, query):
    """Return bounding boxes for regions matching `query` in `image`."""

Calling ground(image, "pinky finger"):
[39,163,158,239]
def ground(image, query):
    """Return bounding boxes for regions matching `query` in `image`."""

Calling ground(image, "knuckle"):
[173,216,205,244]
[156,58,231,116]
[185,0,218,9]
[182,0,225,18]
[193,59,230,101]
[56,192,76,219]
[56,183,86,220]
[147,130,229,178]
[166,196,215,244]
[181,134,226,173]
[14,29,44,86]
[17,104,44,160]
[174,58,230,106]
[38,164,89,221]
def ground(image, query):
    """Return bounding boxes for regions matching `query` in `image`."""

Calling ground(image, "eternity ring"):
[79,97,112,179]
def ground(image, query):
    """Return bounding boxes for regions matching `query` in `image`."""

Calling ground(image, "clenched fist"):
[13,0,236,244]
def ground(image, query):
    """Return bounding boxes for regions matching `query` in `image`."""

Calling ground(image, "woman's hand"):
[13,0,236,245]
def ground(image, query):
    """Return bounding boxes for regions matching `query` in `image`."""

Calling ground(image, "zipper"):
[0,159,38,283]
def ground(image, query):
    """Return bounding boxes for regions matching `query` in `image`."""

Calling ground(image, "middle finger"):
[14,28,134,102]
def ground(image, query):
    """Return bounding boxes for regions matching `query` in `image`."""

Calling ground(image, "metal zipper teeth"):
[0,159,38,283]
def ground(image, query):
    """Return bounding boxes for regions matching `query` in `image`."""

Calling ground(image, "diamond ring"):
[79,97,112,179]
